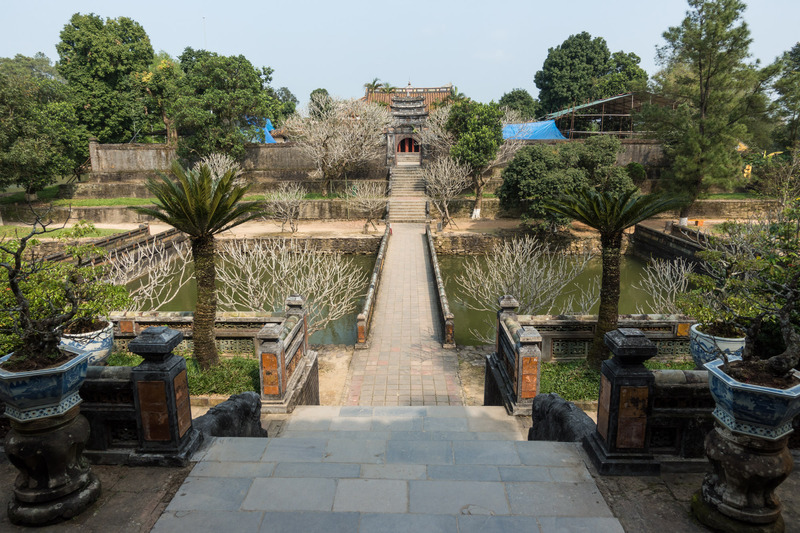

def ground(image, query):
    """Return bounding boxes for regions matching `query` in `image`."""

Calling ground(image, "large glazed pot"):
[690,323,745,370]
[0,347,90,422]
[60,320,114,365]
[704,358,800,440]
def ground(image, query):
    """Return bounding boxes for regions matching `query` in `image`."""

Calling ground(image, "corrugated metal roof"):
[544,92,674,120]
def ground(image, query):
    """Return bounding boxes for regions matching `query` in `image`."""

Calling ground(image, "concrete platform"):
[153,406,623,532]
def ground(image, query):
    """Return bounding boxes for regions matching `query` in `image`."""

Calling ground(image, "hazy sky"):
[1,0,798,106]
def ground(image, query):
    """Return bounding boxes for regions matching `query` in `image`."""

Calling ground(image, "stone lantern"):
[584,328,660,475]
[128,326,200,465]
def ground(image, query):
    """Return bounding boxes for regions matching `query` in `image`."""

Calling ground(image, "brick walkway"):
[344,223,462,406]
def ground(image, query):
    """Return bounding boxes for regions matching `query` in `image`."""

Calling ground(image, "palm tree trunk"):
[588,232,623,370]
[191,236,219,369]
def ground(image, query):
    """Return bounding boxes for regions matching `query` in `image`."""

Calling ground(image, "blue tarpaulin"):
[503,120,566,140]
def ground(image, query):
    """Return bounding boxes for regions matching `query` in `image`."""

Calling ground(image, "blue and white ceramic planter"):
[704,358,800,440]
[689,323,745,369]
[0,347,90,422]
[60,321,114,365]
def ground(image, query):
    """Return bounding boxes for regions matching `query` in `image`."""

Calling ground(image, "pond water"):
[438,255,653,346]
[128,254,375,345]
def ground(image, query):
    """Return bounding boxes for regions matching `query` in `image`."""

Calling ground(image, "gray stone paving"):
[153,406,624,532]
[345,223,462,406]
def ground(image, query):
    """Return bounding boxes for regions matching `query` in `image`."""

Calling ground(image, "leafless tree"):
[421,156,471,229]
[216,239,369,335]
[419,105,454,160]
[453,237,597,342]
[265,182,306,233]
[419,105,525,219]
[195,153,243,183]
[105,240,193,311]
[633,258,693,314]
[349,181,387,233]
[285,95,391,194]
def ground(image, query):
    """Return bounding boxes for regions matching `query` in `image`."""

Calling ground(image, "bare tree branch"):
[633,257,692,314]
[348,181,387,233]
[421,156,471,228]
[216,239,369,335]
[285,95,391,193]
[453,237,596,342]
[265,182,306,233]
[105,240,193,311]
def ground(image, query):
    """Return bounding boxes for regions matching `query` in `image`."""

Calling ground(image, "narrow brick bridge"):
[343,223,463,406]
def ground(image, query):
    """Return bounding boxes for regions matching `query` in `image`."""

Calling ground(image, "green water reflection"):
[438,255,653,346]
[129,255,375,345]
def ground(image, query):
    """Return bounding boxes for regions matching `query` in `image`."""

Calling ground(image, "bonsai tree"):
[681,204,800,383]
[0,219,129,371]
[132,159,265,369]
[544,187,684,370]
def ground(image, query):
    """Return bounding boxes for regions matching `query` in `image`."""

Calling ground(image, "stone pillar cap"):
[498,295,519,309]
[286,294,305,308]
[128,326,183,355]
[604,328,658,362]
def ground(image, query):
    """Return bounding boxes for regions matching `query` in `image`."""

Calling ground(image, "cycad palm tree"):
[132,160,264,369]
[544,187,683,369]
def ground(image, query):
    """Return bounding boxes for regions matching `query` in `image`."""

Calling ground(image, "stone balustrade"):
[255,296,319,413]
[425,224,454,347]
[357,225,391,345]
[484,296,543,415]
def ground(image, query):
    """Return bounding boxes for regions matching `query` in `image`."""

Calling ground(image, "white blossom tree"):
[105,239,193,311]
[632,258,693,314]
[285,95,391,195]
[216,239,369,335]
[454,237,597,342]
[265,182,306,233]
[421,156,471,229]
[196,152,242,182]
[348,181,387,233]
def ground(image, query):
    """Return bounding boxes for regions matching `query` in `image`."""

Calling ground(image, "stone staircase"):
[388,166,427,222]
[153,406,622,532]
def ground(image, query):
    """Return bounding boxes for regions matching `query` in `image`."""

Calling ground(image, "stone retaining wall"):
[630,223,705,264]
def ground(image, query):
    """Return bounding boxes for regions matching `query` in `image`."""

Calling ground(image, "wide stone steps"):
[153,406,622,532]
[390,166,427,205]
[388,198,427,222]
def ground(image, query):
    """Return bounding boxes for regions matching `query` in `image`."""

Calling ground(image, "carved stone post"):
[256,295,317,413]
[691,425,792,533]
[485,296,543,415]
[129,326,201,466]
[5,406,102,525]
[583,328,660,475]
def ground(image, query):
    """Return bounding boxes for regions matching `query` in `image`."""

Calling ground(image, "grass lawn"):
[0,226,126,238]
[51,197,155,207]
[0,185,61,205]
[540,359,696,402]
[107,352,259,395]
[703,192,759,200]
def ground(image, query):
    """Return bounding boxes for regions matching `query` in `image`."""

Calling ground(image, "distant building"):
[544,92,675,140]
[366,83,453,167]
